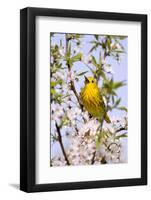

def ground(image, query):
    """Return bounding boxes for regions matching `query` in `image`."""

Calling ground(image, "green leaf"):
[66,42,71,58]
[115,133,127,140]
[60,39,62,47]
[89,46,95,53]
[96,139,100,149]
[97,69,106,79]
[113,50,125,54]
[50,88,56,95]
[114,98,121,107]
[112,95,115,104]
[112,81,126,89]
[66,59,73,68]
[91,55,98,67]
[94,35,99,40]
[118,106,128,112]
[69,60,73,67]
[117,36,127,40]
[95,131,110,149]
[111,91,117,96]
[51,81,58,87]
[51,80,62,87]
[58,63,62,68]
[90,41,97,44]
[77,71,88,76]
[89,68,95,75]
[101,42,106,49]
[107,38,111,50]
[54,93,63,104]
[71,53,82,62]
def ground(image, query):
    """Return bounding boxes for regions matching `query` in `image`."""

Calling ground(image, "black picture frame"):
[20,7,147,193]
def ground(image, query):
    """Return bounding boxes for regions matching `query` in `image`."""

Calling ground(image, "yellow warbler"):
[80,76,111,123]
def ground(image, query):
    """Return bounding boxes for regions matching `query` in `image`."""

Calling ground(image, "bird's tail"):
[105,114,111,123]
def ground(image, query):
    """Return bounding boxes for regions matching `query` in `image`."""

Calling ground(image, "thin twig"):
[55,122,70,165]
[91,151,96,164]
[115,126,127,133]
[65,34,84,115]
[70,81,83,111]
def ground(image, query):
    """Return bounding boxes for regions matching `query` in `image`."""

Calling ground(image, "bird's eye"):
[92,80,94,83]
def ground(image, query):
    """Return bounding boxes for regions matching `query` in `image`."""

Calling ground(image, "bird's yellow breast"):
[81,83,104,118]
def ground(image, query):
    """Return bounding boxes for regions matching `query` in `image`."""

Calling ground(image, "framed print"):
[20,7,147,192]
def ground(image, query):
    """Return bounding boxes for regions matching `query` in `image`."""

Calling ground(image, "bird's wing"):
[99,94,106,110]
[98,90,107,111]
[99,92,111,123]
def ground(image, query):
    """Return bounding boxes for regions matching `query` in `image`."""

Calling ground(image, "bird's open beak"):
[84,76,89,82]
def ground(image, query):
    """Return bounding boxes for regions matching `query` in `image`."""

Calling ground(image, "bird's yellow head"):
[84,76,97,86]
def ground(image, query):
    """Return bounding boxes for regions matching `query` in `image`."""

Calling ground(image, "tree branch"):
[70,80,83,111]
[115,126,127,133]
[91,151,96,164]
[55,122,70,165]
[65,34,84,112]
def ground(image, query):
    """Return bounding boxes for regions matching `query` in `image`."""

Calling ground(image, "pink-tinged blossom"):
[104,65,114,74]
[58,46,65,56]
[51,157,67,167]
[67,71,75,82]
[81,54,92,65]
[78,119,99,137]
